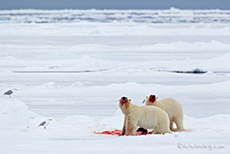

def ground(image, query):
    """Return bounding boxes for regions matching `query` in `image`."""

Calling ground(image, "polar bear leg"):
[153,126,162,134]
[125,119,137,136]
[153,130,161,134]
[169,120,174,130]
[120,116,126,136]
[154,128,169,134]
[155,128,171,134]
[154,123,172,134]
[174,117,184,131]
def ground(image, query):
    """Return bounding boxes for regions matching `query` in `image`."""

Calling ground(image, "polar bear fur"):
[119,96,171,136]
[145,95,184,131]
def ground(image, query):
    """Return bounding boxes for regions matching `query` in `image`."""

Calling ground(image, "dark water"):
[1,9,230,23]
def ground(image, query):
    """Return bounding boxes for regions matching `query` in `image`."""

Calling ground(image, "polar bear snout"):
[149,95,157,103]
[122,97,126,101]
[120,96,129,105]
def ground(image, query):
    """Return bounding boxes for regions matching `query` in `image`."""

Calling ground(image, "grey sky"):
[0,0,229,10]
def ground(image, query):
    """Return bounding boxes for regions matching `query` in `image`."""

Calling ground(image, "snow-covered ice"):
[0,9,229,153]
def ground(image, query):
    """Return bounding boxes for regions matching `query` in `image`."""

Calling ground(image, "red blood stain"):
[136,131,146,135]
[95,129,148,135]
[128,126,133,134]
[95,129,122,135]
[149,95,156,103]
[95,128,188,135]
[136,127,148,135]
[120,100,128,105]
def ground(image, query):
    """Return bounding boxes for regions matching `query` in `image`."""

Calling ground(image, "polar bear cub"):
[119,96,171,136]
[145,95,184,131]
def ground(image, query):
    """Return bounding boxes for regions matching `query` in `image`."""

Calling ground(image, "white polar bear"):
[119,96,171,136]
[145,94,184,131]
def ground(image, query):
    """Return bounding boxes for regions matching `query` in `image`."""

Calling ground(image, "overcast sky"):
[0,0,230,10]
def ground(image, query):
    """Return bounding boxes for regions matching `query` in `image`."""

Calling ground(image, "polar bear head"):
[119,96,131,106]
[145,94,158,105]
[119,96,132,114]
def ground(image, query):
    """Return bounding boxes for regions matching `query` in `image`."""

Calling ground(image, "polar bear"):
[145,95,184,131]
[119,96,171,136]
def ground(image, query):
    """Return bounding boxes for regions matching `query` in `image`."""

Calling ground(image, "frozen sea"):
[0,8,229,154]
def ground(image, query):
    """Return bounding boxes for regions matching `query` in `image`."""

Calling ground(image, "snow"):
[0,98,229,153]
[0,9,229,153]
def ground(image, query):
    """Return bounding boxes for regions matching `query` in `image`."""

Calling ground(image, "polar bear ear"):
[142,99,146,104]
[146,96,148,98]
[129,99,131,102]
[156,96,158,100]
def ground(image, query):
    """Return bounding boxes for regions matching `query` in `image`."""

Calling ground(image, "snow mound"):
[0,98,42,129]
[184,114,230,133]
[46,115,102,137]
[69,81,85,87]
